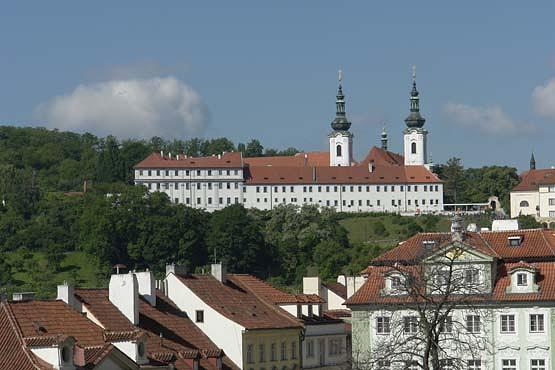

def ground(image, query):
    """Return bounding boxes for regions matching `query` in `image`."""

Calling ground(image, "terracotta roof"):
[175,274,303,330]
[245,162,441,185]
[371,229,555,264]
[231,274,324,304]
[323,282,347,299]
[8,300,107,347]
[134,152,243,169]
[323,309,352,319]
[359,147,405,167]
[513,169,555,191]
[243,152,330,167]
[349,261,555,305]
[508,260,539,272]
[74,289,238,370]
[0,302,53,370]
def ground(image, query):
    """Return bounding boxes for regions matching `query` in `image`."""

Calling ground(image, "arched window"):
[336,144,342,157]
[411,142,417,154]
[520,200,529,207]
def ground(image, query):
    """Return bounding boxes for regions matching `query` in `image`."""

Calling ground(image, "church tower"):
[329,69,353,167]
[403,67,428,166]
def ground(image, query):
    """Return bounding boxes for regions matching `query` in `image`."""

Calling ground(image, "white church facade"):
[134,70,444,214]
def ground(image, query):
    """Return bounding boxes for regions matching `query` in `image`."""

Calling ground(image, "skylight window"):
[508,236,523,246]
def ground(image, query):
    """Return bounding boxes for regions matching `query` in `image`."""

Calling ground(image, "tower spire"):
[405,65,426,128]
[331,67,351,131]
[530,152,536,170]
[381,124,388,150]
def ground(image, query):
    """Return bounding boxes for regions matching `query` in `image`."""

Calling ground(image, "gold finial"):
[338,67,343,83]
[412,65,416,82]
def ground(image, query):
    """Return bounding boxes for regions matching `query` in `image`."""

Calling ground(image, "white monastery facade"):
[134,70,443,214]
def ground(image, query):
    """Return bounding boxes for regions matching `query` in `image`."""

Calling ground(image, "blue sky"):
[1,2,554,170]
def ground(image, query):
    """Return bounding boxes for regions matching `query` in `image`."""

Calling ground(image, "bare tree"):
[353,222,494,370]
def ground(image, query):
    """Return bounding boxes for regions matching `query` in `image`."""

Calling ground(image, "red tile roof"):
[134,152,243,169]
[513,169,555,191]
[175,274,303,330]
[231,274,324,304]
[323,282,347,299]
[9,300,107,347]
[0,302,53,370]
[359,147,405,167]
[244,152,330,167]
[371,229,555,264]
[74,289,238,370]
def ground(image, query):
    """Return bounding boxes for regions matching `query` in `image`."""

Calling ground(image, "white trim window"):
[501,359,516,370]
[466,315,481,333]
[517,273,528,286]
[500,314,516,333]
[439,316,453,333]
[531,359,546,370]
[530,314,545,333]
[307,340,314,358]
[439,359,454,370]
[403,316,418,334]
[376,316,391,334]
[377,360,390,369]
[467,359,481,370]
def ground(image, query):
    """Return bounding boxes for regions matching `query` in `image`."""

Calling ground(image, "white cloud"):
[443,102,533,135]
[532,78,555,120]
[35,77,208,139]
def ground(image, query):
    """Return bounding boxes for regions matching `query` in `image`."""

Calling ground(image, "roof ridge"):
[539,229,555,257]
[475,232,501,258]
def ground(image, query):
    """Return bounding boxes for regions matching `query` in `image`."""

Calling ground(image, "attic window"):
[379,176,385,180]
[226,160,231,163]
[426,176,430,179]
[332,176,337,179]
[280,177,285,180]
[517,273,528,286]
[348,176,353,179]
[264,177,269,180]
[299,177,303,180]
[410,176,415,179]
[395,176,400,179]
[423,240,436,250]
[508,236,523,246]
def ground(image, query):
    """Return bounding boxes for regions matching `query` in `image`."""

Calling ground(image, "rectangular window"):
[358,186,362,192]
[424,185,428,191]
[531,359,546,370]
[367,200,370,206]
[377,200,381,206]
[400,185,404,191]
[307,340,314,358]
[440,316,453,333]
[207,197,212,205]
[196,183,201,190]
[148,170,152,176]
[196,170,201,176]
[550,211,555,218]
[259,344,265,362]
[414,185,418,191]
[342,186,346,192]
[280,342,287,360]
[318,186,322,192]
[465,268,480,284]
[435,185,439,191]
[326,186,330,192]
[517,273,528,286]
[207,170,212,176]
[185,170,190,176]
[467,360,481,370]
[376,316,391,334]
[263,186,267,193]
[282,186,286,192]
[391,186,394,192]
[195,310,204,323]
[157,170,161,176]
[309,186,313,192]
[358,200,362,206]
[377,186,380,192]
[196,197,201,205]
[549,198,555,205]
[334,186,338,192]
[290,186,294,192]
[366,186,370,192]
[270,343,277,361]
[227,197,231,204]
[501,359,516,370]
[530,314,545,332]
[219,197,223,204]
[329,339,341,356]
[391,199,395,206]
[403,316,418,334]
[407,185,411,192]
[227,182,231,189]
[500,314,515,333]
[384,186,387,192]
[246,344,254,364]
[303,186,307,192]
[256,186,260,193]
[186,197,190,204]
[377,360,391,369]
[439,359,453,370]
[466,315,480,333]
[349,186,354,192]
[291,341,297,359]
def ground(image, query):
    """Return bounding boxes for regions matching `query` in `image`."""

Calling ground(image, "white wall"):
[165,273,246,367]
[403,129,427,166]
[510,191,539,218]
[329,133,353,167]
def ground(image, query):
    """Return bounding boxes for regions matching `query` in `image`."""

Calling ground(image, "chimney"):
[166,263,188,276]
[218,154,221,159]
[160,150,164,157]
[211,263,226,283]
[302,277,321,296]
[109,272,139,324]
[12,292,35,301]
[169,152,172,159]
[134,270,156,307]
[312,167,316,182]
[451,214,464,242]
[57,281,76,308]
[177,154,180,160]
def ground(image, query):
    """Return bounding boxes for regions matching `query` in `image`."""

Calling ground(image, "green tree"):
[244,139,264,157]
[440,157,464,204]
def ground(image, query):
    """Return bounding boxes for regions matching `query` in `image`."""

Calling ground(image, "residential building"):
[303,276,365,312]
[62,270,238,370]
[510,154,555,226]
[231,274,350,370]
[0,297,141,370]
[134,71,443,214]
[346,217,555,370]
[164,264,304,370]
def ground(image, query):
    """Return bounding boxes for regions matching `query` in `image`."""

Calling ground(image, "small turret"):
[530,152,536,170]
[381,124,388,150]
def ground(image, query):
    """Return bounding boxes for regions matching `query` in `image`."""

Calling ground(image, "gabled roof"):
[513,169,555,191]
[230,274,324,304]
[372,229,555,264]
[0,302,53,370]
[74,289,238,370]
[174,274,303,330]
[359,147,405,167]
[134,152,243,169]
[323,282,347,299]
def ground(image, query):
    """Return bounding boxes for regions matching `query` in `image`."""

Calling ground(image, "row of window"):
[377,359,546,370]
[147,182,241,190]
[182,197,240,206]
[305,338,343,358]
[252,184,440,194]
[376,313,545,335]
[250,198,441,207]
[246,342,298,363]
[139,169,240,177]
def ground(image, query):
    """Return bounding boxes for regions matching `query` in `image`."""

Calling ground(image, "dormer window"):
[391,276,402,289]
[517,273,528,286]
[508,236,523,246]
